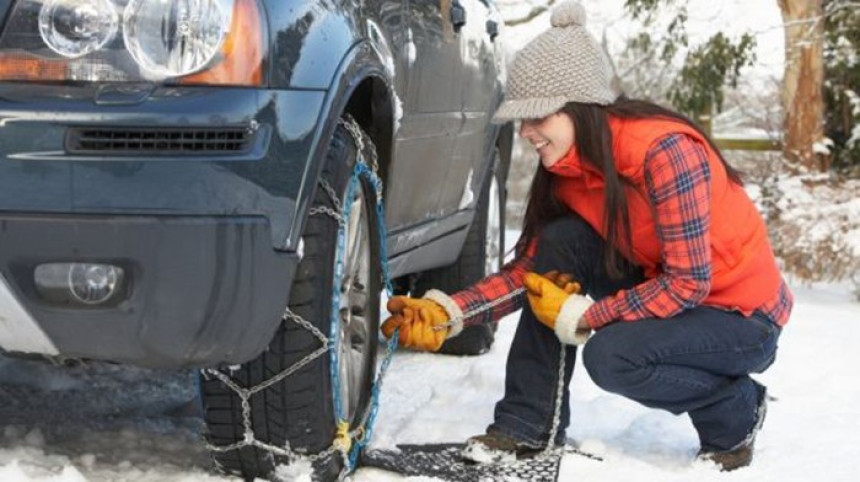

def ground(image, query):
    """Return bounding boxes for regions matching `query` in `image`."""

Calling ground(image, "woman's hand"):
[522,272,580,328]
[523,271,594,345]
[381,296,450,352]
[541,270,582,294]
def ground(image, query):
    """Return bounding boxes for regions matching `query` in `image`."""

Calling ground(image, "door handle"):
[451,0,467,31]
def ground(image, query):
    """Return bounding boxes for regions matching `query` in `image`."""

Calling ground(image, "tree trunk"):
[778,0,828,172]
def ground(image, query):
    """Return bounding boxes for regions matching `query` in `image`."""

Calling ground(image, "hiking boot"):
[698,381,768,471]
[461,428,544,464]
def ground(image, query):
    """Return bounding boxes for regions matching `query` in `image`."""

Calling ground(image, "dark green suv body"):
[0,0,512,478]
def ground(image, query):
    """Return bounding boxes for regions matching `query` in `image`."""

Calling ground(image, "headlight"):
[39,0,119,58]
[123,0,228,78]
[0,0,264,85]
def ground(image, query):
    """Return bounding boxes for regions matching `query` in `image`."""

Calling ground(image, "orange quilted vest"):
[548,116,783,316]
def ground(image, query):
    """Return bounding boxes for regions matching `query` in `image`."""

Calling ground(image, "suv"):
[0,0,512,479]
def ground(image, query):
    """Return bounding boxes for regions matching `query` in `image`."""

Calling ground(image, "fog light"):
[34,263,124,306]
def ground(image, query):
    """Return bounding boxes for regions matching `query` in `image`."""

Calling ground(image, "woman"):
[381,1,790,471]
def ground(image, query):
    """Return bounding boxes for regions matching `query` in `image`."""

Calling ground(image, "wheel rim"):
[485,174,502,275]
[337,182,373,423]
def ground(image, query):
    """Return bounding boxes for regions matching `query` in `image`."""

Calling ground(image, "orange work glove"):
[381,296,450,352]
[522,272,594,345]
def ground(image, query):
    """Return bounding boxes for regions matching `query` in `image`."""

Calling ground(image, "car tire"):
[413,148,506,356]
[199,120,380,481]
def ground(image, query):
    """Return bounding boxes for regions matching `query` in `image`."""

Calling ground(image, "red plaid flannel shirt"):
[450,134,793,329]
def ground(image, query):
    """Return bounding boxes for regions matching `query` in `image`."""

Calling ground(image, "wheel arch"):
[343,76,395,190]
[286,41,396,250]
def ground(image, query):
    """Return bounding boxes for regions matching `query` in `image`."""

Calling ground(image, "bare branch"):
[503,0,558,27]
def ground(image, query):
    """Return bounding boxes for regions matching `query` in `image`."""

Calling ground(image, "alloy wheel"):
[337,183,373,423]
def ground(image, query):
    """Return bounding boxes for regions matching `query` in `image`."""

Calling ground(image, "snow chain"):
[202,115,569,480]
[200,116,394,481]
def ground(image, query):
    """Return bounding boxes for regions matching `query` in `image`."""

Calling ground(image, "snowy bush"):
[755,174,860,298]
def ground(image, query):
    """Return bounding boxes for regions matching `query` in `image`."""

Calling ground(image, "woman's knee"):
[582,332,612,389]
[533,215,601,274]
[538,215,596,247]
[582,325,643,393]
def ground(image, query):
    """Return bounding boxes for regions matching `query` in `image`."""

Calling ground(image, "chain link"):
[340,117,365,154]
[545,344,567,454]
[309,206,345,225]
[318,178,344,214]
[201,307,341,463]
[310,178,346,226]
[204,114,570,479]
[436,287,526,331]
[340,115,379,173]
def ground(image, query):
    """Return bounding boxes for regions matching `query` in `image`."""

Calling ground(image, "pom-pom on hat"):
[492,1,617,123]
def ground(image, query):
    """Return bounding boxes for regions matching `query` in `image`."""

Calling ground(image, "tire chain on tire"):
[200,116,396,480]
[201,116,570,480]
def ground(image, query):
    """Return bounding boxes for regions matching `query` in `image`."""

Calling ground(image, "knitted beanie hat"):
[492,1,617,123]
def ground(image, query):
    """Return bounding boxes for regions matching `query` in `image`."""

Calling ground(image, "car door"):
[384,0,466,231]
[436,0,502,217]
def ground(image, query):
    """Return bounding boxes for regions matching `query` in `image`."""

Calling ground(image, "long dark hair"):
[516,96,743,278]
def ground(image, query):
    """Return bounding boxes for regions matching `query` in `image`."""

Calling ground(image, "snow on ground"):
[353,278,860,482]
[0,360,217,482]
[1,229,859,481]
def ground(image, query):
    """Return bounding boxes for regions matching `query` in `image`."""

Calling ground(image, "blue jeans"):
[489,216,781,451]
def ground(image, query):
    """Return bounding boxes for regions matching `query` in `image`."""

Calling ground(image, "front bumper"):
[0,214,297,368]
[0,85,328,251]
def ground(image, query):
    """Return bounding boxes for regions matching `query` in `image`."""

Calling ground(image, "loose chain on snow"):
[435,284,569,459]
[545,344,567,454]
[203,115,570,480]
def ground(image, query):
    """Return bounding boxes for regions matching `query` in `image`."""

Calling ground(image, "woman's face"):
[519,112,575,169]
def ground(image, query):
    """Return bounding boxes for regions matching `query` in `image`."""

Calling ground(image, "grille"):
[66,127,254,156]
